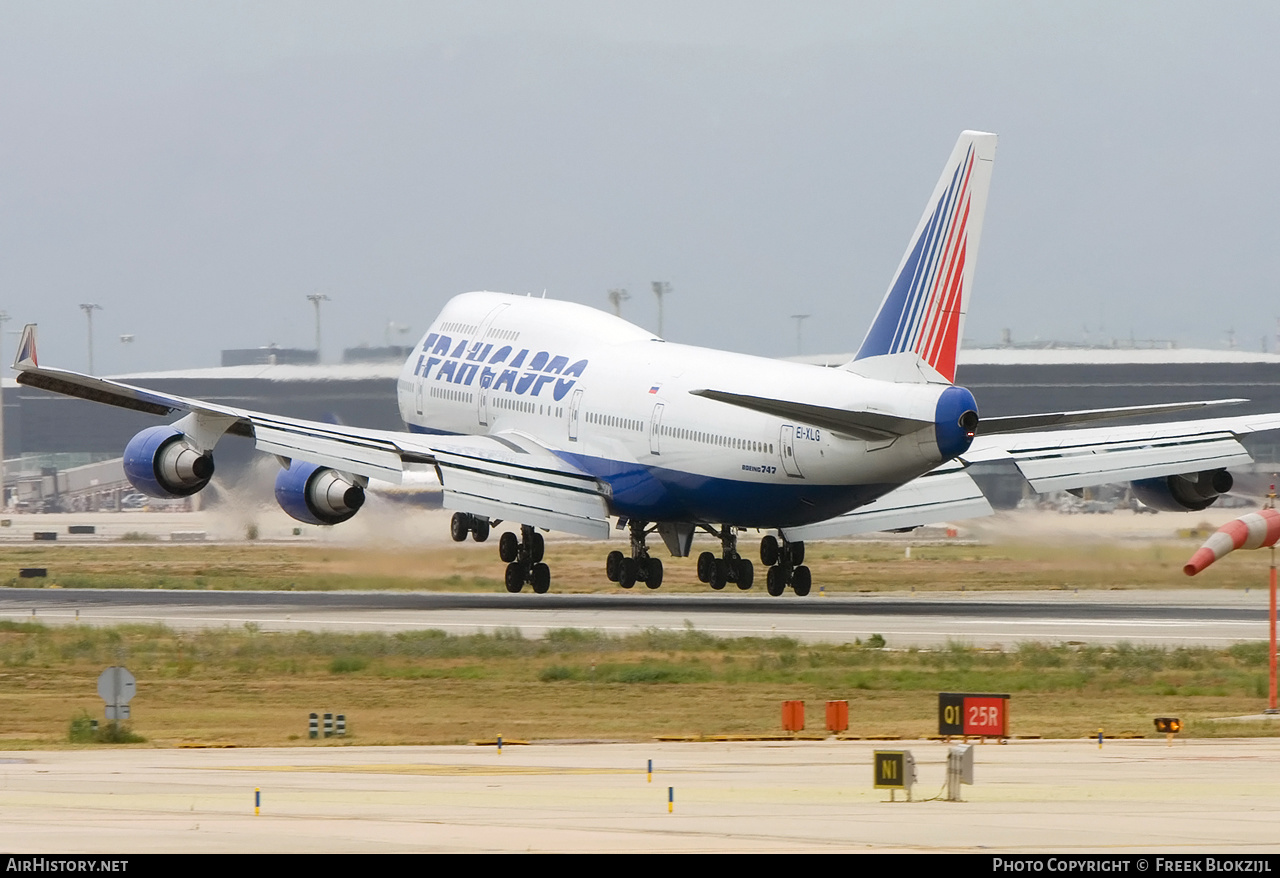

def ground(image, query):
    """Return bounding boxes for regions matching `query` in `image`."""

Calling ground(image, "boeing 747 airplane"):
[14,131,1280,595]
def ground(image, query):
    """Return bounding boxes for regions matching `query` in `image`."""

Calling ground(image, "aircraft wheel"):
[504,562,525,593]
[709,559,728,590]
[792,565,812,597]
[499,532,519,563]
[450,512,470,542]
[760,535,779,566]
[735,558,754,590]
[530,532,545,564]
[644,557,663,589]
[766,566,785,597]
[618,558,637,589]
[531,563,551,594]
[696,551,715,583]
[606,550,624,582]
[471,518,490,542]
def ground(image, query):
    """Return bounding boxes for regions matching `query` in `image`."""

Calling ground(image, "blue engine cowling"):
[274,461,366,526]
[123,426,215,498]
[1131,469,1234,512]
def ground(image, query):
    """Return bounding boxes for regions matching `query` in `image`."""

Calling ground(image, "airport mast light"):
[791,314,810,355]
[307,294,331,364]
[651,282,671,338]
[0,310,8,510]
[607,288,630,318]
[79,303,102,374]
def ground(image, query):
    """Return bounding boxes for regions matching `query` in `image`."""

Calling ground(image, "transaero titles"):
[414,333,588,402]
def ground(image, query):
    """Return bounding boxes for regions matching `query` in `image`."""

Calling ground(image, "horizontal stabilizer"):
[978,399,1247,435]
[689,389,931,441]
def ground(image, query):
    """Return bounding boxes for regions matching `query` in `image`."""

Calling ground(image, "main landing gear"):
[606,519,664,589]
[499,523,550,594]
[451,513,551,594]
[760,535,811,596]
[696,526,754,591]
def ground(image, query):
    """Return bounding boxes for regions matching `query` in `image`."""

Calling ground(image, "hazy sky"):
[3,1,1279,374]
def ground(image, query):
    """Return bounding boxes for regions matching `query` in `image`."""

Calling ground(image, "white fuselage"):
[396,292,958,527]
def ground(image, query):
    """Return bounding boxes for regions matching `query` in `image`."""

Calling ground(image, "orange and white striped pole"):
[1184,499,1280,713]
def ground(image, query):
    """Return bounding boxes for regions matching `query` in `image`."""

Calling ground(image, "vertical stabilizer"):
[14,324,37,370]
[849,131,997,383]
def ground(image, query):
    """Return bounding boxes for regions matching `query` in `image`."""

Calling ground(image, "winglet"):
[13,324,37,370]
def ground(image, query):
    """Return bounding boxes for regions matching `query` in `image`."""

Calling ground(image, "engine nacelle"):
[274,461,366,526]
[1131,469,1234,512]
[123,426,215,498]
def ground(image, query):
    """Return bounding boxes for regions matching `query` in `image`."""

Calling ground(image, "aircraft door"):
[649,403,665,455]
[780,424,804,477]
[472,304,509,430]
[568,388,583,441]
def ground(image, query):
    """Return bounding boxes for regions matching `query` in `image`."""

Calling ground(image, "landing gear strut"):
[497,523,550,594]
[696,526,754,591]
[760,535,810,596]
[606,519,664,589]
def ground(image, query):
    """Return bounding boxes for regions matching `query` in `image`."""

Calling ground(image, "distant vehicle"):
[120,493,148,510]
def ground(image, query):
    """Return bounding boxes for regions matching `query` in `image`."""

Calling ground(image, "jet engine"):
[1130,469,1234,512]
[122,426,215,498]
[274,461,366,526]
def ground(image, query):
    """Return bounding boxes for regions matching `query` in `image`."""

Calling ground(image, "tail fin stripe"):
[899,148,973,359]
[924,236,968,375]
[919,184,973,367]
[888,156,967,356]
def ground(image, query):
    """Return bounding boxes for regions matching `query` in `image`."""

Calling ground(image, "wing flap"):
[962,413,1280,494]
[780,465,992,541]
[1002,434,1252,494]
[434,447,610,539]
[252,422,406,482]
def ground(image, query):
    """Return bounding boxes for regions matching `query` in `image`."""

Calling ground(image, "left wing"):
[12,325,611,537]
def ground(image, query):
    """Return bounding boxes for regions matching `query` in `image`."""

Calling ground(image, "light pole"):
[651,282,671,337]
[790,314,810,355]
[306,294,330,363]
[0,311,8,510]
[607,288,630,318]
[79,304,102,373]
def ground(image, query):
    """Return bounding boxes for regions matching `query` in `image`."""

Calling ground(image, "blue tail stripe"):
[894,151,968,354]
[859,145,971,361]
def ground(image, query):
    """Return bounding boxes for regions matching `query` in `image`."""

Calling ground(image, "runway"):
[2,739,1279,853]
[0,587,1272,647]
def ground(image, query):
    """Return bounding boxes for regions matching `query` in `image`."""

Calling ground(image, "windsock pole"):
[1182,491,1280,714]
[1270,540,1276,713]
